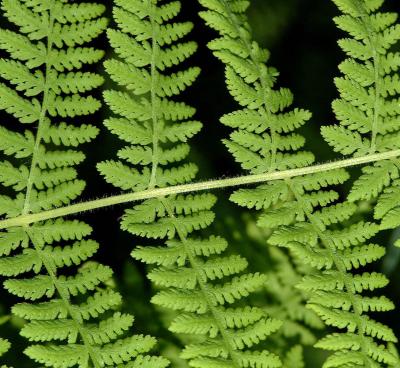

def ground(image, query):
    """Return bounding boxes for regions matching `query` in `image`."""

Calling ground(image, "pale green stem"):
[0,149,399,230]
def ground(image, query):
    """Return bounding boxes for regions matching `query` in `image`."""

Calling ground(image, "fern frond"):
[263,248,324,347]
[199,0,325,358]
[264,172,396,366]
[201,0,398,366]
[0,1,167,367]
[312,2,400,362]
[99,1,282,366]
[199,0,314,172]
[321,0,400,217]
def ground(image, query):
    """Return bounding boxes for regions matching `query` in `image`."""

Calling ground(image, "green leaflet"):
[99,0,282,367]
[0,337,11,368]
[0,0,167,367]
[201,0,398,366]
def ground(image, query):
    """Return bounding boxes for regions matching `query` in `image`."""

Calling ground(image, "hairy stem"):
[0,149,399,229]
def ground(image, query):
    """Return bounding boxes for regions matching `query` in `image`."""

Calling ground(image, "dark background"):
[1,1,400,366]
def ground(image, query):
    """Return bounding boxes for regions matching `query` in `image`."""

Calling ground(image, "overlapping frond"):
[198,0,322,357]
[320,0,400,229]
[233,169,398,366]
[264,248,324,348]
[98,0,282,367]
[200,0,398,366]
[0,1,167,367]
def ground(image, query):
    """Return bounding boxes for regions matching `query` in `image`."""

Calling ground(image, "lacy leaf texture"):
[200,0,399,367]
[0,0,168,367]
[321,0,400,234]
[1,0,400,367]
[199,0,325,362]
[98,0,284,367]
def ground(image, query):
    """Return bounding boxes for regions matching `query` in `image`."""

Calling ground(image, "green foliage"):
[199,0,322,358]
[0,0,167,367]
[263,248,324,348]
[99,0,283,367]
[1,0,400,367]
[0,337,10,357]
[200,0,399,366]
[200,0,314,173]
[0,337,11,368]
[321,0,400,224]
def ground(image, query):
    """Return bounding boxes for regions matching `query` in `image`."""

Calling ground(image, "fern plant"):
[0,1,168,367]
[98,0,285,367]
[1,0,400,367]
[199,0,399,366]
